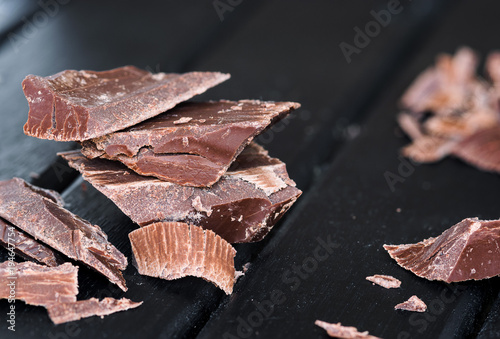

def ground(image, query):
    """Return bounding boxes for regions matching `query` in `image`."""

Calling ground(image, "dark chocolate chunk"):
[365,275,401,289]
[384,218,500,282]
[23,66,229,141]
[0,178,128,291]
[314,320,382,339]
[394,295,427,312]
[129,222,236,294]
[452,126,500,173]
[46,298,142,325]
[81,100,300,187]
[0,218,65,267]
[0,261,78,306]
[60,142,302,243]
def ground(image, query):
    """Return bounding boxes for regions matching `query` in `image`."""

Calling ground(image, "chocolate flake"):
[384,218,500,282]
[46,297,142,325]
[129,222,236,294]
[365,275,401,289]
[394,295,427,312]
[452,126,500,173]
[0,261,78,306]
[23,66,229,141]
[314,320,382,339]
[0,178,128,291]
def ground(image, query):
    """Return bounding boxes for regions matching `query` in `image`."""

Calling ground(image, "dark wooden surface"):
[0,1,499,338]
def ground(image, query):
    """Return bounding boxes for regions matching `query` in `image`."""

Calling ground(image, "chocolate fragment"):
[0,178,128,291]
[452,126,500,173]
[314,320,382,339]
[46,297,142,325]
[0,218,65,267]
[81,100,300,187]
[129,222,236,294]
[384,218,500,282]
[60,142,301,243]
[0,261,78,306]
[23,66,229,141]
[394,295,427,312]
[365,275,401,289]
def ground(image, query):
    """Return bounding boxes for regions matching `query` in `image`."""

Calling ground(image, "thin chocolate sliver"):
[0,178,128,291]
[0,261,78,306]
[365,275,401,289]
[0,218,65,267]
[81,100,300,187]
[314,320,382,339]
[61,142,302,243]
[394,295,427,312]
[23,66,229,141]
[129,222,236,294]
[46,297,142,325]
[384,218,500,282]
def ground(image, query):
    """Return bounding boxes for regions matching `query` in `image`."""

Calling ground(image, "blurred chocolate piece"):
[129,222,236,294]
[384,218,500,282]
[60,143,301,243]
[452,126,500,173]
[0,218,65,267]
[0,178,128,291]
[366,275,401,289]
[0,261,78,306]
[23,66,229,141]
[394,295,427,312]
[81,100,300,187]
[46,298,142,325]
[315,320,381,339]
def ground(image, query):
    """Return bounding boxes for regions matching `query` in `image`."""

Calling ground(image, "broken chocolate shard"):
[0,178,128,291]
[0,261,78,306]
[46,297,142,325]
[81,100,300,187]
[394,295,427,312]
[60,142,301,243]
[0,218,65,267]
[452,126,500,173]
[23,66,229,141]
[384,218,500,282]
[365,275,401,289]
[314,320,382,339]
[129,222,236,294]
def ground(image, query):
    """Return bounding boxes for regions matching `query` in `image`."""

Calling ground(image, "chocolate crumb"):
[315,320,382,339]
[394,295,427,312]
[366,275,401,289]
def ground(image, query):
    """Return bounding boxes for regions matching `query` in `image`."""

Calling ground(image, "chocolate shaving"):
[0,178,128,291]
[394,295,427,312]
[129,222,236,294]
[365,275,401,289]
[384,218,500,282]
[23,66,229,141]
[452,126,500,173]
[314,320,382,339]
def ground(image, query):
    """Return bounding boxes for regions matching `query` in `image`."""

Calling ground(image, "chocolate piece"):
[365,275,401,289]
[46,297,142,325]
[314,320,381,339]
[0,178,128,291]
[394,295,427,312]
[129,222,236,294]
[0,218,65,266]
[23,66,229,141]
[384,218,500,282]
[60,142,301,243]
[452,126,500,173]
[0,261,78,306]
[81,100,300,187]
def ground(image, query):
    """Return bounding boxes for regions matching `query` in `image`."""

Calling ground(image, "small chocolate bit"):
[129,222,236,294]
[314,320,382,339]
[0,218,65,267]
[23,66,229,141]
[0,261,78,306]
[384,218,500,282]
[46,297,142,325]
[0,178,128,291]
[452,126,500,173]
[60,142,302,243]
[81,100,300,187]
[365,275,401,289]
[394,295,427,312]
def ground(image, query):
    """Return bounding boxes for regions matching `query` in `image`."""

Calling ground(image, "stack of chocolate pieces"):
[23,66,302,294]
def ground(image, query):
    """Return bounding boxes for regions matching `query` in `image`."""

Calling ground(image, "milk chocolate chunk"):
[60,142,301,243]
[81,100,300,187]
[129,222,236,294]
[314,320,382,339]
[23,66,229,141]
[46,298,142,325]
[394,295,427,312]
[452,126,500,173]
[0,218,65,267]
[0,178,128,291]
[366,275,401,289]
[0,261,78,306]
[384,218,500,282]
